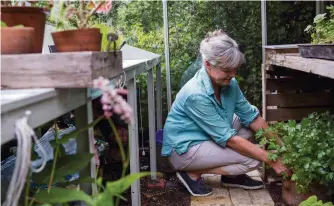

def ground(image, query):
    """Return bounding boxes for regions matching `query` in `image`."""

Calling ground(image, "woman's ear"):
[204,60,211,70]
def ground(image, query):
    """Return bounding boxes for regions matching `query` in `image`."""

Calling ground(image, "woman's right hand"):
[269,157,292,176]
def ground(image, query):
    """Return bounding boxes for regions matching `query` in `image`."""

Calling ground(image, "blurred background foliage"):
[94,1,322,128]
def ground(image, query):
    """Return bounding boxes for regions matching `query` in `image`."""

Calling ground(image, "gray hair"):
[200,30,245,70]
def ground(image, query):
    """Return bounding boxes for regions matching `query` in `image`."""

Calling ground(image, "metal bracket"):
[107,33,119,57]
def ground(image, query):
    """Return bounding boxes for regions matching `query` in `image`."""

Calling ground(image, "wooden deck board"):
[267,53,334,79]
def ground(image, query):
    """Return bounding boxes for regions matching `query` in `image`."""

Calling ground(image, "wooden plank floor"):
[190,170,275,206]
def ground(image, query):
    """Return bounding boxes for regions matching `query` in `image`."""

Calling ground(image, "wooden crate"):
[1,51,123,89]
[264,65,334,122]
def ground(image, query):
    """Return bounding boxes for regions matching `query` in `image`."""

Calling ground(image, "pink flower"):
[112,104,122,114]
[93,0,112,14]
[92,76,109,89]
[103,104,112,111]
[92,76,133,124]
[101,94,110,105]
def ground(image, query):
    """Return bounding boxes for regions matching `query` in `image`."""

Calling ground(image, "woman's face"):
[205,60,238,87]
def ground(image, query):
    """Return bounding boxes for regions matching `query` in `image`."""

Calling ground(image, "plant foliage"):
[305,6,334,44]
[256,112,334,194]
[299,195,334,206]
[27,116,151,206]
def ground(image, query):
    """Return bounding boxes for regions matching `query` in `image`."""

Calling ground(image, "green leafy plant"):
[299,195,334,206]
[1,20,24,28]
[26,116,151,206]
[0,0,53,11]
[25,78,153,206]
[304,5,334,44]
[256,112,334,194]
[50,0,112,30]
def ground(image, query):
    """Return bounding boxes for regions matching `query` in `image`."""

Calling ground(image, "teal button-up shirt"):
[161,67,259,156]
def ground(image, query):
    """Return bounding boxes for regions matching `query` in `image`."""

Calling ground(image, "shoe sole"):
[176,172,212,197]
[221,183,264,190]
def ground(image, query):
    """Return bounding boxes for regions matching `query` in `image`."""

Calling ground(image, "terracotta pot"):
[1,6,46,53]
[282,180,332,206]
[51,28,102,52]
[1,27,35,54]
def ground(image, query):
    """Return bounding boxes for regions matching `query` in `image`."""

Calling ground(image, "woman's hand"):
[268,157,292,176]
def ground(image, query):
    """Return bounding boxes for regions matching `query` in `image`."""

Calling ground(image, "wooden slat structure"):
[1,51,123,89]
[263,47,334,123]
[267,53,334,79]
[261,45,334,182]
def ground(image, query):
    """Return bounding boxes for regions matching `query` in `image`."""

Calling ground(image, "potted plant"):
[0,1,52,53]
[1,21,35,54]
[256,112,334,206]
[298,5,334,60]
[5,77,150,206]
[50,0,112,52]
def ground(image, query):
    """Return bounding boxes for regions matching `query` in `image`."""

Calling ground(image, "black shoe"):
[220,174,264,190]
[176,171,212,197]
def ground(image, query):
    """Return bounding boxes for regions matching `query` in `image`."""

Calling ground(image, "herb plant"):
[256,112,334,194]
[299,195,334,206]
[304,5,334,44]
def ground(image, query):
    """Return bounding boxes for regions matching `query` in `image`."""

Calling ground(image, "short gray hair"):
[200,30,245,70]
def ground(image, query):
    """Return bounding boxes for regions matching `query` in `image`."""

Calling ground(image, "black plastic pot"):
[298,44,334,60]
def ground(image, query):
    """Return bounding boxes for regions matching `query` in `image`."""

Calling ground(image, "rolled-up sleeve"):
[184,94,237,147]
[235,84,259,127]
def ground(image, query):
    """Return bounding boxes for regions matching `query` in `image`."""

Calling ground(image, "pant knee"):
[246,158,261,170]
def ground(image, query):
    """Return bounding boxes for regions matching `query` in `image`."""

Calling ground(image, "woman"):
[161,30,289,197]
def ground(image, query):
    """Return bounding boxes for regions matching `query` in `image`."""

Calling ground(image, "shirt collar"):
[199,67,215,96]
[198,67,232,96]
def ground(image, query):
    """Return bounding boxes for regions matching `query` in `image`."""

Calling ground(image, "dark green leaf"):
[32,153,93,184]
[106,172,151,195]
[49,140,57,148]
[52,153,94,183]
[35,187,93,205]
[57,176,96,187]
[58,116,103,144]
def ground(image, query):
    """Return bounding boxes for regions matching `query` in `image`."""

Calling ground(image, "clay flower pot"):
[51,28,102,52]
[1,27,35,54]
[1,6,46,53]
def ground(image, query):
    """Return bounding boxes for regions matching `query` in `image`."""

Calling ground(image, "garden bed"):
[102,153,191,206]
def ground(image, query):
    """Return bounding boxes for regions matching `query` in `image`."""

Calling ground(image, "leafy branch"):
[256,112,334,194]
[304,5,334,44]
[26,113,150,206]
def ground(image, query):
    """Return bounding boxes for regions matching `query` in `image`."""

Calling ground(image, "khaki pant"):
[169,114,261,175]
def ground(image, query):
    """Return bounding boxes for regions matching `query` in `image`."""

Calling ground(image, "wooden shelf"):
[1,57,161,144]
[267,53,334,79]
[1,51,123,89]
